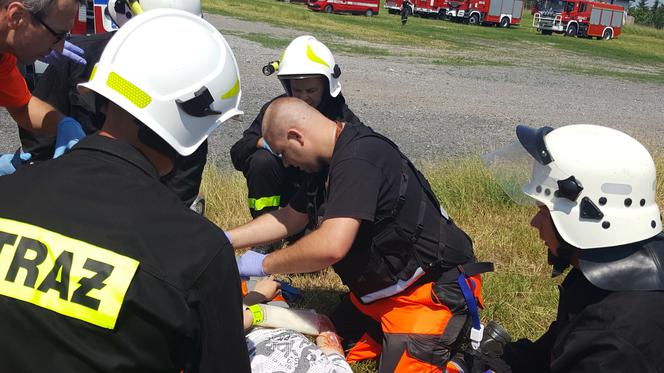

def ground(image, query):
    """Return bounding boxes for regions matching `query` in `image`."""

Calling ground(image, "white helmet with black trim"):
[79,9,242,156]
[484,124,660,249]
[107,0,201,27]
[276,35,341,98]
[484,124,664,291]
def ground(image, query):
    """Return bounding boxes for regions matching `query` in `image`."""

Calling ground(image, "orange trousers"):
[333,275,482,373]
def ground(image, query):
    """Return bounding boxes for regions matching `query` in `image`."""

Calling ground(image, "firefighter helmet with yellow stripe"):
[277,35,341,98]
[79,9,242,156]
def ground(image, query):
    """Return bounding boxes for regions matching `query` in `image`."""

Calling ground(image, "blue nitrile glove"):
[0,151,31,176]
[237,250,267,278]
[53,117,86,158]
[224,231,232,245]
[39,41,87,65]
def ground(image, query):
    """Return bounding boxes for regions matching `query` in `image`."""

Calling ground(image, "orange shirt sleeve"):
[0,53,32,109]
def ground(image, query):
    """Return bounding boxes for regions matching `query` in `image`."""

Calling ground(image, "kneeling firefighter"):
[483,124,664,372]
[230,97,494,372]
[230,36,359,246]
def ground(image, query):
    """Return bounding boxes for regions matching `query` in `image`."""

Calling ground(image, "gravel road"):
[2,13,663,168]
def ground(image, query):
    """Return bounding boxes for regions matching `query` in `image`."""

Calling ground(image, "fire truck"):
[533,0,624,39]
[412,0,449,18]
[307,0,380,16]
[448,0,523,26]
[386,0,450,19]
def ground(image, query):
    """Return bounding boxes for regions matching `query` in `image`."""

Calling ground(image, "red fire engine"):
[307,0,380,16]
[447,0,522,26]
[533,0,624,39]
[466,0,523,26]
[412,0,449,18]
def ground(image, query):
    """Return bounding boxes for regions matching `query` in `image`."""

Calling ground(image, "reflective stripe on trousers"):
[247,195,281,212]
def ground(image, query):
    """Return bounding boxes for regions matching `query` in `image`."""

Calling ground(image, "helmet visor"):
[481,140,539,206]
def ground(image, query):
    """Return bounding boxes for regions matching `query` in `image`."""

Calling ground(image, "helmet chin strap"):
[548,229,574,278]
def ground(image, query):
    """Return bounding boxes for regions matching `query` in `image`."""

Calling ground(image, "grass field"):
[200,2,663,370]
[204,0,664,83]
[201,155,664,372]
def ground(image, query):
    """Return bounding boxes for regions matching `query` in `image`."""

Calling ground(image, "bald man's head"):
[261,97,337,173]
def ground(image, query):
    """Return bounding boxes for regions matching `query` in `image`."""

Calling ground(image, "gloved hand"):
[236,250,267,278]
[39,41,87,65]
[224,231,232,245]
[0,151,31,176]
[53,117,86,158]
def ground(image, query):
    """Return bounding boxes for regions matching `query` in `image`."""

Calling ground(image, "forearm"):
[7,96,63,135]
[263,217,359,274]
[263,225,344,274]
[228,206,307,249]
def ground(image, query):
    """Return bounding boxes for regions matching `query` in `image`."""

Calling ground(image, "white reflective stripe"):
[359,267,426,303]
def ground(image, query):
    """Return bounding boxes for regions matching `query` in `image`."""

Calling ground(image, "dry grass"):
[202,156,664,372]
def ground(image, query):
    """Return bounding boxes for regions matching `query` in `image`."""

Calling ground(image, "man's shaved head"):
[261,97,337,173]
[262,96,323,142]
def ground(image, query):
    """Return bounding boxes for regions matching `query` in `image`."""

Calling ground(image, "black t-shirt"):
[290,122,448,284]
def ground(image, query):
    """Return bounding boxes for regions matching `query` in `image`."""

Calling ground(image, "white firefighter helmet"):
[107,0,201,27]
[79,9,242,156]
[277,35,341,98]
[483,124,661,249]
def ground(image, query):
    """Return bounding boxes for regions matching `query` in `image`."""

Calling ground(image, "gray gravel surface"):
[2,13,663,168]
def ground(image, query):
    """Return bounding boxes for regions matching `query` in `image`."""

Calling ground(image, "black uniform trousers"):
[243,148,302,218]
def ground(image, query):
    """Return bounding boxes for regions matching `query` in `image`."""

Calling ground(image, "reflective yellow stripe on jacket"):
[0,218,139,329]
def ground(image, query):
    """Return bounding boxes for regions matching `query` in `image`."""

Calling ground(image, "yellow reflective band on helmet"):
[127,0,143,15]
[107,72,152,109]
[221,78,240,100]
[0,218,139,329]
[89,64,98,81]
[248,196,281,211]
[279,50,286,64]
[306,44,330,68]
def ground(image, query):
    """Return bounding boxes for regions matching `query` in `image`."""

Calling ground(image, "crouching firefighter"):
[0,10,249,372]
[229,97,493,372]
[483,124,664,372]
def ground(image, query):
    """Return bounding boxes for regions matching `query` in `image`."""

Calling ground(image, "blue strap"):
[277,280,303,303]
[457,273,481,330]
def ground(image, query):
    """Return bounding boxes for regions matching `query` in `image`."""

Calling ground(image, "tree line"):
[630,0,664,29]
